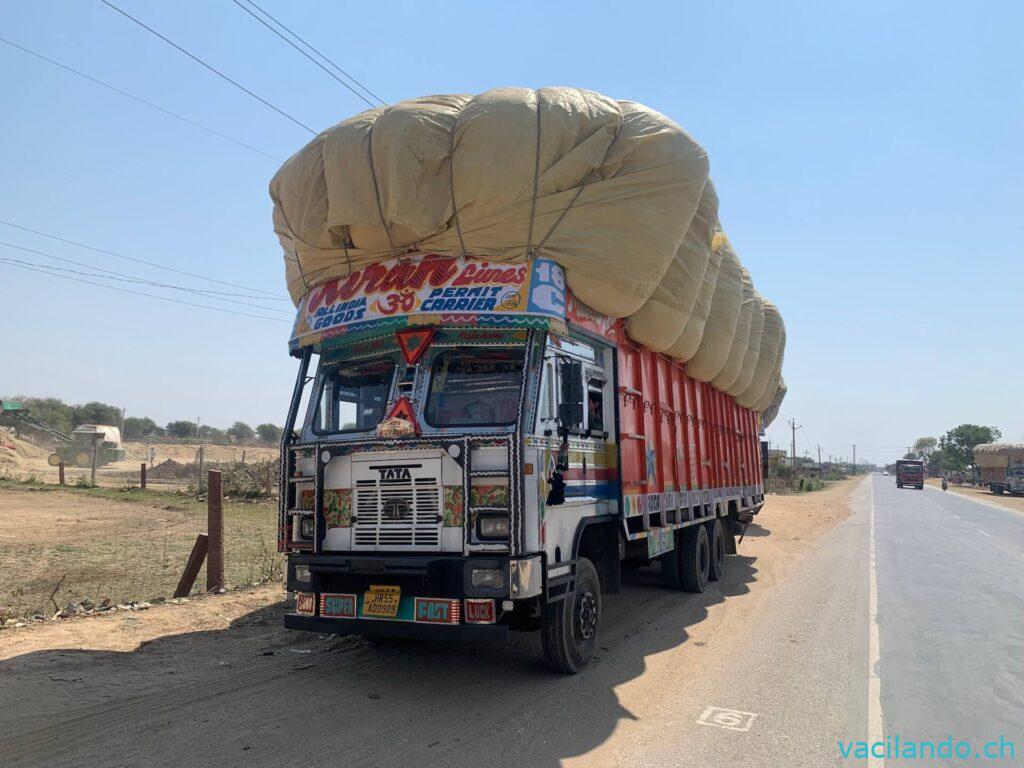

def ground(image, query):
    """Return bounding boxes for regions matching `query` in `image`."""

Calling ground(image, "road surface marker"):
[696,706,759,732]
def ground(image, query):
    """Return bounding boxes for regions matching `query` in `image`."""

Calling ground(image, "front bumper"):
[284,613,509,641]
[285,552,540,639]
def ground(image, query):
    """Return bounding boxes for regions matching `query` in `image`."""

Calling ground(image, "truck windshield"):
[314,357,395,433]
[425,349,525,427]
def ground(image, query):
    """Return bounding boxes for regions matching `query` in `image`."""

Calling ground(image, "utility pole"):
[787,418,802,469]
[816,444,822,469]
[852,444,857,474]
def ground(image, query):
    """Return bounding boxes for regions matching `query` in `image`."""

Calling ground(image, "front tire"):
[542,557,601,674]
[706,519,727,581]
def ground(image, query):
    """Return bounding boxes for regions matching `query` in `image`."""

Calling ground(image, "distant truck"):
[895,459,924,490]
[973,443,1024,496]
[0,401,125,468]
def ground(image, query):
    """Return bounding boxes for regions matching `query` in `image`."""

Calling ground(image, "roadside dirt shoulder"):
[924,477,1024,515]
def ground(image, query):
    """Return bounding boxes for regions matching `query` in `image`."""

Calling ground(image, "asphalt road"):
[1,476,1021,767]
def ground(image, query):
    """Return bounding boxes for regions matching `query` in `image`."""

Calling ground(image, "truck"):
[278,255,766,672]
[895,458,925,490]
[973,443,1024,496]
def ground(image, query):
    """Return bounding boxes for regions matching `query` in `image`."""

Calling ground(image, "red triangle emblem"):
[396,327,435,365]
[376,396,420,437]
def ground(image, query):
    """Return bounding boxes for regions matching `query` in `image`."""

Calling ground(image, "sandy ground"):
[924,477,1024,515]
[0,477,857,664]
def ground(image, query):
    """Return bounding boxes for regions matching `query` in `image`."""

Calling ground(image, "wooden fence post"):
[140,462,147,490]
[206,470,224,592]
[58,461,65,486]
[173,534,208,598]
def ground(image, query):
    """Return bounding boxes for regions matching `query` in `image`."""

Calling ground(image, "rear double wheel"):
[661,523,711,593]
[706,518,727,581]
[542,557,601,673]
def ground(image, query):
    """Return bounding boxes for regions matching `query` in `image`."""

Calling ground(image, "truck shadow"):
[0,554,759,767]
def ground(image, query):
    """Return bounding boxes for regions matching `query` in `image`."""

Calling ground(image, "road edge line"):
[868,477,885,767]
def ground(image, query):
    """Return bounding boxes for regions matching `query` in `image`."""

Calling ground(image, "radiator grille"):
[353,475,442,549]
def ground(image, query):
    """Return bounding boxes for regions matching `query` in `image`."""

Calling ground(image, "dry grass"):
[0,483,281,618]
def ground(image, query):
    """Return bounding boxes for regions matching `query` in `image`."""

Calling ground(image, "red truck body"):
[896,459,925,490]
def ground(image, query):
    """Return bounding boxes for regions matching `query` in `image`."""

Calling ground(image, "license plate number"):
[363,584,401,618]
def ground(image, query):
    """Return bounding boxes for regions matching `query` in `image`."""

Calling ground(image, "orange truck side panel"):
[616,342,761,495]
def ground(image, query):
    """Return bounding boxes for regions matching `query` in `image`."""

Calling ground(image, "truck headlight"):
[471,567,505,589]
[478,516,510,539]
[299,516,315,539]
[293,564,311,584]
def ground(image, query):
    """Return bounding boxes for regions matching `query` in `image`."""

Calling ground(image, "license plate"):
[362,584,401,618]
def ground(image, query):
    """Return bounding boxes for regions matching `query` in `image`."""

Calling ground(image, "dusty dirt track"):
[1,433,278,488]
[0,479,858,767]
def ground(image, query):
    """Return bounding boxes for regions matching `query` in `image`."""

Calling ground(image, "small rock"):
[135,602,152,610]
[63,603,80,616]
[218,661,232,667]
[98,599,112,610]
[3,618,17,627]
[14,622,26,628]
[79,598,94,610]
[116,604,133,611]
[152,597,166,604]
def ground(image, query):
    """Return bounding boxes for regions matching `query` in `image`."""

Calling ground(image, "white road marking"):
[696,706,759,732]
[976,528,991,537]
[868,479,884,767]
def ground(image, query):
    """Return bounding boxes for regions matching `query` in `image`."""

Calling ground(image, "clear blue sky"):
[1,0,1021,464]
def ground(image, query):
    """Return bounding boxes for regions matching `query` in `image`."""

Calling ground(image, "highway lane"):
[873,477,1024,758]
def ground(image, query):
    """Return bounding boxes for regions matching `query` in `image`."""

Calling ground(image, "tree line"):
[1,396,282,444]
[902,424,1001,475]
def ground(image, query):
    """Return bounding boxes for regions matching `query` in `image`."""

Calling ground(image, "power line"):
[0,250,293,316]
[0,37,281,163]
[0,259,290,323]
[0,240,286,305]
[98,0,317,135]
[0,219,285,299]
[231,0,383,108]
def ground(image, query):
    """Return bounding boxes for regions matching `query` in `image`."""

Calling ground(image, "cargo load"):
[270,87,785,417]
[973,443,1024,496]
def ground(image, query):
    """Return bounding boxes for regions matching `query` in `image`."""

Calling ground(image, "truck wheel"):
[74,451,91,467]
[706,519,727,581]
[897,482,903,489]
[992,485,1004,495]
[541,557,600,674]
[660,531,685,590]
[680,524,710,593]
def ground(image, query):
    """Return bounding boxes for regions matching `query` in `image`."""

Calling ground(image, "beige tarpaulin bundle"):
[627,181,719,351]
[737,301,785,409]
[727,295,765,397]
[761,378,786,428]
[272,87,708,317]
[711,267,755,391]
[973,443,1024,468]
[686,242,745,382]
[270,86,786,414]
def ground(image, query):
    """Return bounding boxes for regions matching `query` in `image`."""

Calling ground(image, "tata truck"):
[982,465,1024,495]
[278,255,765,672]
[895,458,925,490]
